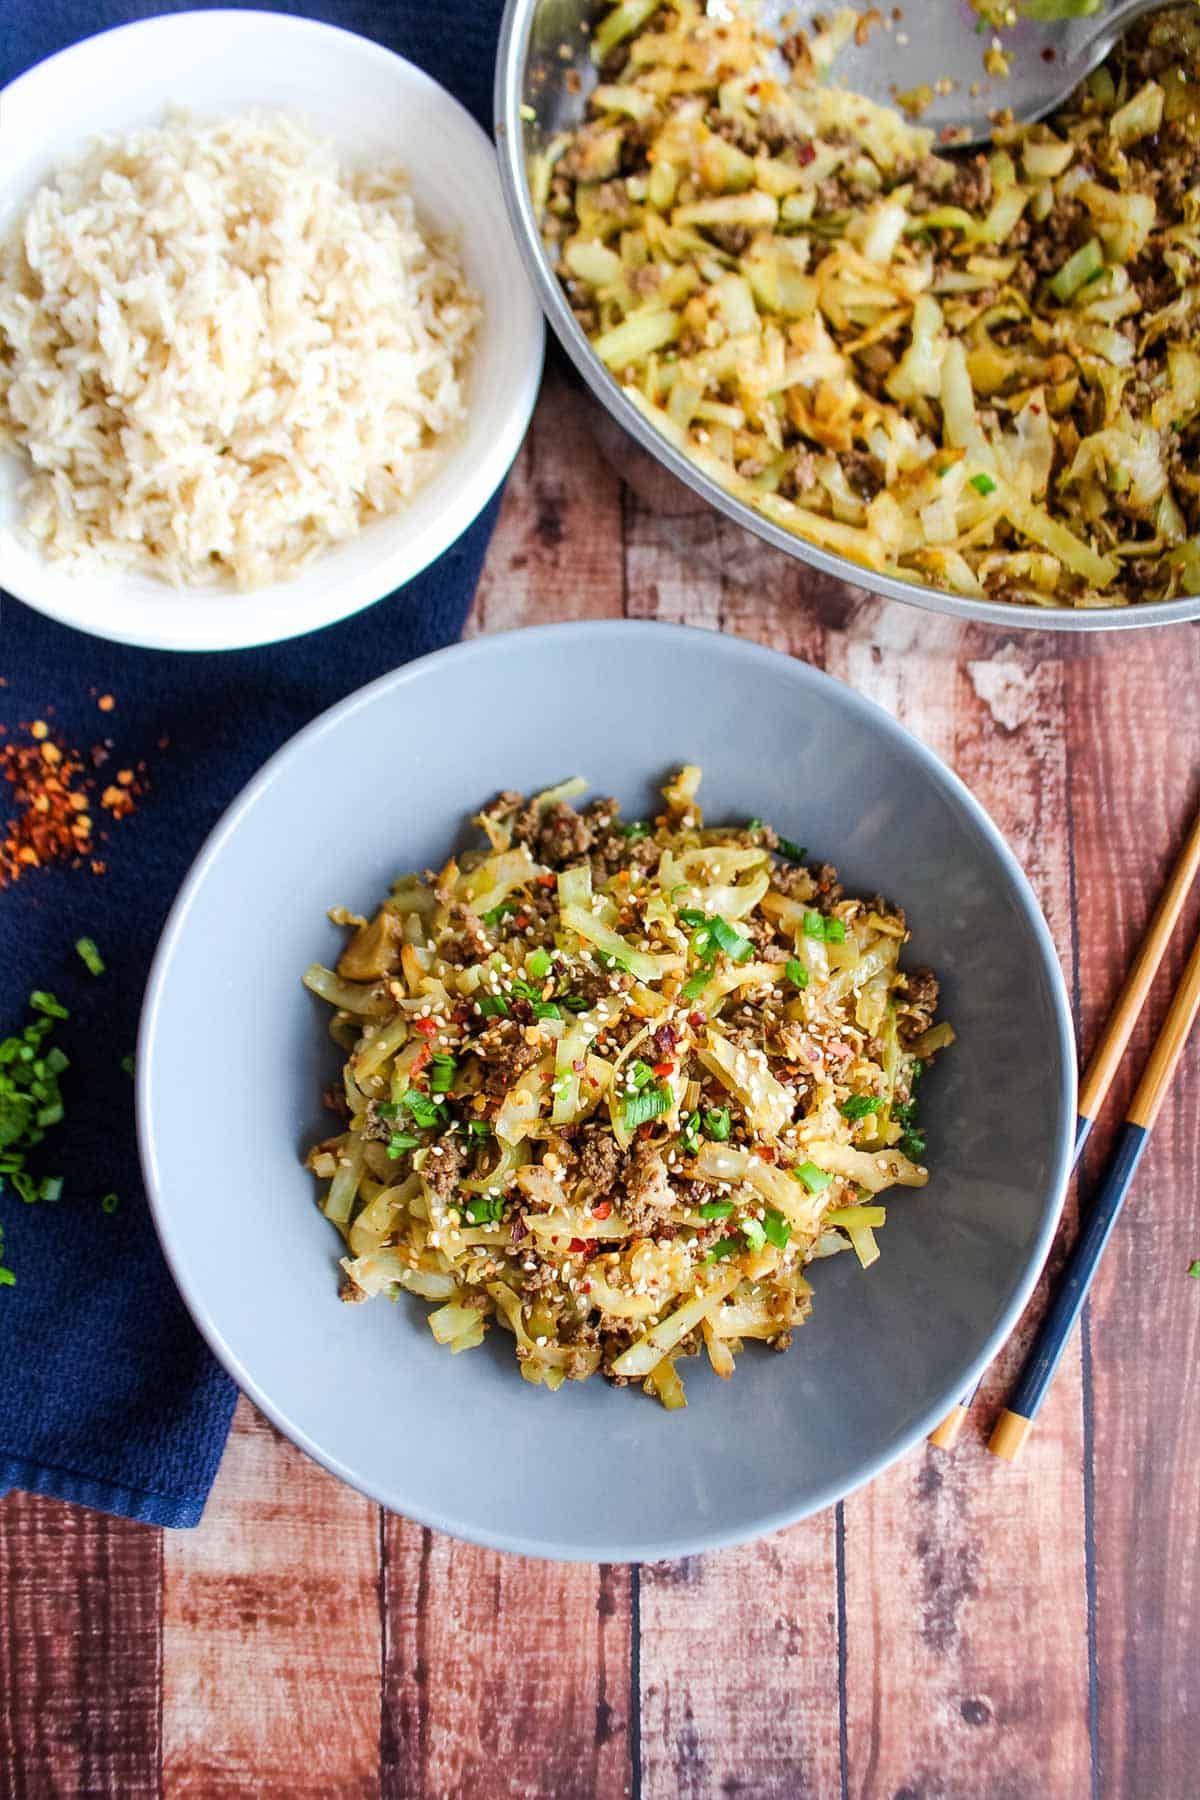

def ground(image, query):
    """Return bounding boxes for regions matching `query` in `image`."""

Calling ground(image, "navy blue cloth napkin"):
[1,0,508,1526]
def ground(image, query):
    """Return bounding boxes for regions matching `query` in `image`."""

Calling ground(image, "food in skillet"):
[0,111,478,590]
[538,3,1200,609]
[303,771,953,1408]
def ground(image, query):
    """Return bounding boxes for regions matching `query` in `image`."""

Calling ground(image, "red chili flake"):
[758,1147,777,1164]
[688,1011,705,1029]
[413,1017,438,1038]
[537,873,556,887]
[796,140,817,166]
[654,1022,678,1057]
[637,1122,655,1140]
[652,1060,674,1078]
[568,1237,588,1254]
[592,1201,613,1220]
[410,1044,432,1076]
[0,715,145,889]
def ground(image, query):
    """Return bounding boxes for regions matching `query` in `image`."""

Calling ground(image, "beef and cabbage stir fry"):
[304,770,952,1408]
[538,3,1200,609]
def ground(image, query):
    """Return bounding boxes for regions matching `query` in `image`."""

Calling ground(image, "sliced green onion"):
[741,1217,767,1252]
[746,817,764,831]
[708,916,753,962]
[560,995,589,1013]
[899,1129,927,1160]
[629,1059,655,1090]
[703,1236,742,1263]
[477,994,510,1019]
[763,1209,792,1249]
[622,1084,671,1131]
[803,911,845,944]
[777,837,806,862]
[75,936,105,976]
[400,1090,449,1131]
[531,1000,562,1021]
[840,1094,885,1119]
[38,1175,63,1202]
[100,1192,120,1214]
[678,908,707,928]
[481,898,521,928]
[468,1120,491,1142]
[464,1194,505,1224]
[616,820,650,840]
[785,958,809,989]
[704,1107,731,1141]
[429,1054,457,1094]
[969,472,997,497]
[680,969,710,1003]
[697,1199,734,1219]
[678,1111,702,1155]
[527,949,553,980]
[793,1159,832,1193]
[29,991,68,1020]
[387,1132,421,1158]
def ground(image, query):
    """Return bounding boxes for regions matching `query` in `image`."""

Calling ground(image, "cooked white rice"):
[0,111,480,589]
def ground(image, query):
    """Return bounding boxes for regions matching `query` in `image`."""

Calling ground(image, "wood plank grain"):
[381,1523,632,1800]
[638,1537,842,1800]
[626,506,842,1800]
[160,1396,380,1799]
[1064,625,1200,1800]
[0,1491,160,1798]
[470,362,626,637]
[828,620,1092,1800]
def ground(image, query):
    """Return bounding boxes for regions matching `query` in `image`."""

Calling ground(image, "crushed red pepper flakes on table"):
[0,713,149,888]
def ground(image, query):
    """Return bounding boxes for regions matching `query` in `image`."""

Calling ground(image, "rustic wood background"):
[2,364,1198,1800]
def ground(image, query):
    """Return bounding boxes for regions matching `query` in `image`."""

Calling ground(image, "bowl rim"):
[0,8,545,652]
[492,0,1200,637]
[138,619,1079,1559]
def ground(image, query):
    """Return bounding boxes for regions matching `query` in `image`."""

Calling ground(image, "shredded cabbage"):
[544,1,1200,609]
[310,770,952,1407]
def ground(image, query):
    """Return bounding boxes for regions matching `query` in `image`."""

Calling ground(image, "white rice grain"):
[0,111,480,589]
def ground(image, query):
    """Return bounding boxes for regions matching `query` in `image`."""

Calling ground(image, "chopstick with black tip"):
[928,800,1200,1451]
[989,921,1200,1461]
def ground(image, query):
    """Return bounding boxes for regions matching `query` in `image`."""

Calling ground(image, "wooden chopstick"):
[989,924,1200,1461]
[929,800,1200,1452]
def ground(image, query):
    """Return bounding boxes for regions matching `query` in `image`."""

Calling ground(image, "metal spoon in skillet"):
[809,0,1172,148]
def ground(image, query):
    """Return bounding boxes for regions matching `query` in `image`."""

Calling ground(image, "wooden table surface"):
[2,366,1198,1800]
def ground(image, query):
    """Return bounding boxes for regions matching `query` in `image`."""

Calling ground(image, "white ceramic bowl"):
[0,11,544,651]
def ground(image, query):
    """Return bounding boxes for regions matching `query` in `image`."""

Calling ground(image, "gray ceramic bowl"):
[139,622,1076,1560]
[494,0,1200,634]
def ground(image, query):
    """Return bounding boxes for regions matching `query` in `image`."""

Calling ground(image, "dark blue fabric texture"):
[0,0,508,1527]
